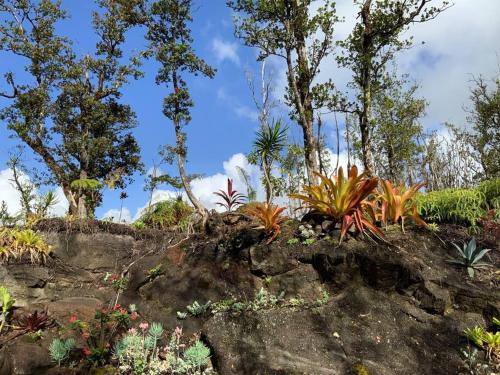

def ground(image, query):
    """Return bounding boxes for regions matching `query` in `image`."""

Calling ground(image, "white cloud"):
[0,168,23,215]
[212,38,240,65]
[102,207,132,223]
[234,105,259,122]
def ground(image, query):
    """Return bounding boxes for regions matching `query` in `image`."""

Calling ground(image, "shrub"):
[290,166,381,242]
[244,202,287,244]
[478,178,500,211]
[0,228,51,264]
[138,198,193,230]
[414,188,486,228]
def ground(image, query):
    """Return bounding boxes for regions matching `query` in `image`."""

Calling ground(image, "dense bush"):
[415,179,500,229]
[478,178,500,211]
[137,198,193,230]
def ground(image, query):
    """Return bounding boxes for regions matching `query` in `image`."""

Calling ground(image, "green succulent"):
[184,340,210,368]
[447,238,491,278]
[49,338,75,366]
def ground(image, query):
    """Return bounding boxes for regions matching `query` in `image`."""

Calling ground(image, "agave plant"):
[376,180,426,232]
[244,202,287,244]
[447,238,491,278]
[214,178,246,212]
[14,308,55,333]
[290,166,382,242]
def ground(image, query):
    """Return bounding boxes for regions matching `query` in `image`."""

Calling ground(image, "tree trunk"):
[360,70,375,176]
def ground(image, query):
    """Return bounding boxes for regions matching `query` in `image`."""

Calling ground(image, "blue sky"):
[1,0,499,221]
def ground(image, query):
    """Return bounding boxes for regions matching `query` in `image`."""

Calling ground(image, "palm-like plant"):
[291,166,382,242]
[214,178,246,212]
[376,180,426,232]
[253,119,287,203]
[447,238,491,278]
[244,202,287,244]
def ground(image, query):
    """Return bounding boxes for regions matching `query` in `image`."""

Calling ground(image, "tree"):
[228,0,340,184]
[145,0,216,227]
[0,0,143,218]
[337,0,450,175]
[465,75,500,179]
[370,76,426,183]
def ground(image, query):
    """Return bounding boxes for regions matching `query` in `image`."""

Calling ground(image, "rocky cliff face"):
[0,216,498,374]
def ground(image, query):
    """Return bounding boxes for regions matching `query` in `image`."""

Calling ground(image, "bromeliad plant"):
[0,228,51,264]
[290,166,381,242]
[447,238,491,278]
[375,180,426,232]
[14,308,55,333]
[244,202,287,244]
[214,178,246,212]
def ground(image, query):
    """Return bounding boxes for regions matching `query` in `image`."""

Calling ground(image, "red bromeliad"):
[214,178,246,212]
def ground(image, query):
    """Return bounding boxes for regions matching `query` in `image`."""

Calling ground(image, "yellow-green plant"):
[0,286,15,333]
[290,166,381,242]
[376,180,426,232]
[464,322,500,361]
[0,228,51,264]
[414,188,486,230]
[244,202,287,244]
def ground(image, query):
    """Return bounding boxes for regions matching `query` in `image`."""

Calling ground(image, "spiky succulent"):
[14,308,55,332]
[447,238,491,278]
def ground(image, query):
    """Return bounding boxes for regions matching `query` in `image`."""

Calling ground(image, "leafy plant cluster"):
[464,317,500,362]
[415,179,500,230]
[0,228,52,264]
[0,286,15,333]
[209,287,330,315]
[138,198,193,231]
[115,324,211,374]
[291,166,427,242]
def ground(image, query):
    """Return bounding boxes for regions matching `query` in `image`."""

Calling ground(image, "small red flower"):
[113,303,121,310]
[130,312,138,321]
[83,347,92,356]
[69,314,78,323]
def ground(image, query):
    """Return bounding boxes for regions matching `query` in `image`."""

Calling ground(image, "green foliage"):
[186,301,211,317]
[70,179,102,192]
[147,264,164,281]
[465,75,500,179]
[287,238,300,245]
[49,337,75,367]
[314,289,330,307]
[115,322,164,374]
[302,238,316,246]
[249,119,288,202]
[353,363,370,375]
[447,238,491,278]
[464,319,500,361]
[0,0,143,217]
[131,221,146,230]
[183,341,211,369]
[139,198,193,230]
[478,178,500,211]
[414,188,486,228]
[0,286,15,333]
[0,228,52,264]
